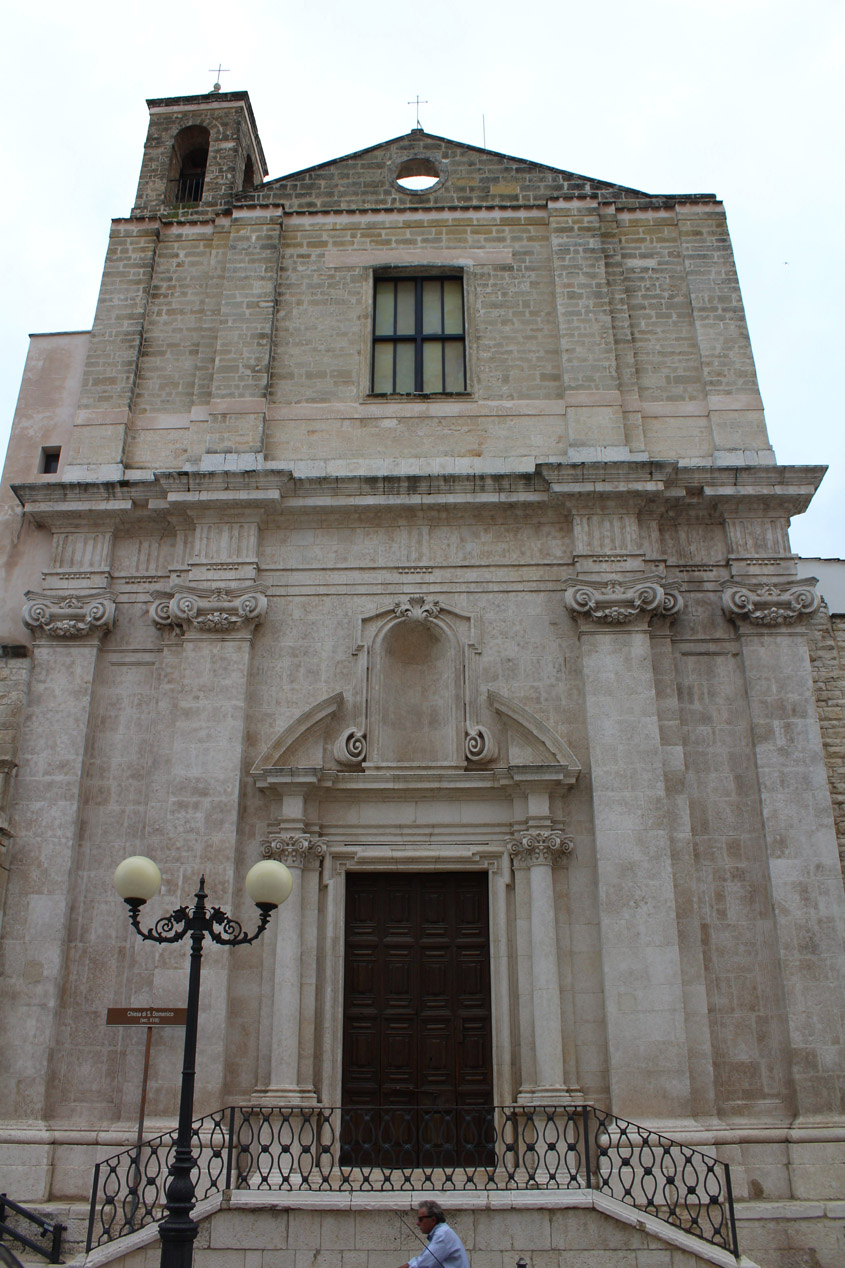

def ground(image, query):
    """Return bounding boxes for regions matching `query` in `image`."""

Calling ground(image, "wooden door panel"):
[342,872,493,1164]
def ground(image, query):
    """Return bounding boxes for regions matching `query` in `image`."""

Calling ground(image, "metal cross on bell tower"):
[209,64,230,93]
[408,95,429,130]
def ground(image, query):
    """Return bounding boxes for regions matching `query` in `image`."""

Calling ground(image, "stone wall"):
[0,645,30,931]
[52,93,773,480]
[807,605,845,881]
[86,1198,735,1268]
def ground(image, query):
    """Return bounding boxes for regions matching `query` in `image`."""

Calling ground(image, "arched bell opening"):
[167,125,210,205]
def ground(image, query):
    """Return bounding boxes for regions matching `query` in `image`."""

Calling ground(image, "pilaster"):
[65,220,160,478]
[189,210,282,462]
[564,574,693,1120]
[724,578,845,1117]
[676,202,772,463]
[253,832,325,1103]
[548,201,629,458]
[508,830,578,1102]
[0,589,115,1126]
[149,578,266,1111]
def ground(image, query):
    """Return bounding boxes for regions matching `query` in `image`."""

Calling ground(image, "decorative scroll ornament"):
[261,833,325,870]
[22,590,116,641]
[722,579,820,627]
[393,595,441,622]
[151,585,267,635]
[564,578,683,626]
[507,830,574,867]
[465,724,497,764]
[333,727,367,767]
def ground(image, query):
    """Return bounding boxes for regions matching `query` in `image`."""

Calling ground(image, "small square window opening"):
[372,277,466,394]
[39,446,61,475]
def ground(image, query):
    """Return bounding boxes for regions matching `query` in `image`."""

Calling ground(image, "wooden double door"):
[342,872,494,1165]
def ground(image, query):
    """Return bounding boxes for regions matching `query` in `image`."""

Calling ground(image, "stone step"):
[0,1202,89,1266]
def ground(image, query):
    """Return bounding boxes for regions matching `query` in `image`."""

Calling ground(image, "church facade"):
[1,90,844,1266]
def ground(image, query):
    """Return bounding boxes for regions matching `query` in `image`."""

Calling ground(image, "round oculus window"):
[392,156,446,194]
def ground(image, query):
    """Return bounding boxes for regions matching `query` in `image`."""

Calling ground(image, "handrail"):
[86,1104,739,1259]
[0,1194,64,1264]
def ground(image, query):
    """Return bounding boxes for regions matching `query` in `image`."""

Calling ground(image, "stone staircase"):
[0,1200,88,1268]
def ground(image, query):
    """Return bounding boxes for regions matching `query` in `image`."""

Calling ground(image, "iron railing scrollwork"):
[87,1104,739,1258]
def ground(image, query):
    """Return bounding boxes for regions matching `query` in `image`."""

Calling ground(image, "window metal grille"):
[372,277,466,394]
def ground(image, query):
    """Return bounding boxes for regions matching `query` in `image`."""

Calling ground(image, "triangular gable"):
[265,130,646,195]
[247,129,703,211]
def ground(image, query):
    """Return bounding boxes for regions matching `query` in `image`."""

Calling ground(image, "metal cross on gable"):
[408,95,428,129]
[209,64,230,91]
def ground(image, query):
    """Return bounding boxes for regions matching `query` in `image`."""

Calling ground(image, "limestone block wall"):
[0,462,844,1229]
[55,94,773,479]
[808,605,845,879]
[0,647,30,930]
[673,641,793,1116]
[0,478,836,1137]
[89,1199,732,1268]
[131,93,266,219]
[0,332,87,642]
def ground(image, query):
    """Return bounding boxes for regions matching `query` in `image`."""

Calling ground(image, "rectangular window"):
[39,446,61,475]
[372,277,466,394]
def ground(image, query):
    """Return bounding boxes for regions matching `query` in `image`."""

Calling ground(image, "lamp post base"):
[158,1216,199,1268]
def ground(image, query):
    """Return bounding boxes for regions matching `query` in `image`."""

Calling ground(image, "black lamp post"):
[113,855,292,1268]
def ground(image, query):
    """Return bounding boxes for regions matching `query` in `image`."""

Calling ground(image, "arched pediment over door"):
[250,594,581,801]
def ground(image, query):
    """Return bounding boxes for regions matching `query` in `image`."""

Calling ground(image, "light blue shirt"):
[409,1222,470,1268]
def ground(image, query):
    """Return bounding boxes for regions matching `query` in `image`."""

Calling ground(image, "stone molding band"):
[507,830,574,867]
[261,833,325,870]
[722,579,820,626]
[151,584,267,635]
[22,591,117,642]
[563,577,683,627]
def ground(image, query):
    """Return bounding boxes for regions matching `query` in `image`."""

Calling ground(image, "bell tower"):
[131,89,267,217]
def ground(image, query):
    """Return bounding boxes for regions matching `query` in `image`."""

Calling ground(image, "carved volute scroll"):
[722,578,820,627]
[261,832,325,871]
[22,591,117,642]
[563,576,683,628]
[507,830,575,867]
[150,583,267,636]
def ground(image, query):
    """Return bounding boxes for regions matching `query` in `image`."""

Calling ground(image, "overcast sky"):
[1,0,842,555]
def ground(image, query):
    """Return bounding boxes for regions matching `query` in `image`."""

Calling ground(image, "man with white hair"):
[397,1200,470,1268]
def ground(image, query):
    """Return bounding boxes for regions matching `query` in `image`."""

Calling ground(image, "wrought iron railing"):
[173,176,204,204]
[87,1104,738,1257]
[0,1193,65,1264]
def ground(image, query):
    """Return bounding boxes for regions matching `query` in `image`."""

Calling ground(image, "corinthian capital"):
[564,576,682,628]
[722,579,820,627]
[261,833,325,870]
[151,584,267,636]
[507,830,574,867]
[22,590,116,642]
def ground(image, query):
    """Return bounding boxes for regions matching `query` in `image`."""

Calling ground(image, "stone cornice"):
[722,578,820,628]
[21,591,116,643]
[507,830,574,867]
[151,584,267,636]
[563,576,683,628]
[11,462,826,522]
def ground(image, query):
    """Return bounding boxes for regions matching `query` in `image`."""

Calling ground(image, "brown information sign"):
[106,1007,187,1027]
